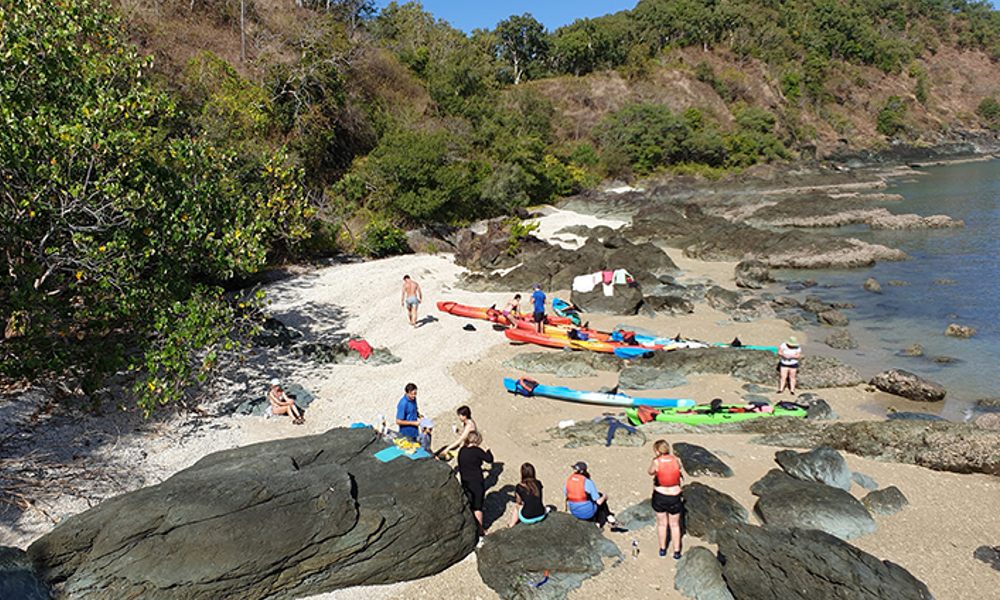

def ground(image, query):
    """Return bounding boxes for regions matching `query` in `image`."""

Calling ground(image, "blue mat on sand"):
[374,446,432,462]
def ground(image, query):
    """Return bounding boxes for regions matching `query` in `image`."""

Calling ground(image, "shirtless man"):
[401,275,423,327]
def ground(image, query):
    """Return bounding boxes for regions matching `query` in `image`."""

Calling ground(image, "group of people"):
[394,384,687,557]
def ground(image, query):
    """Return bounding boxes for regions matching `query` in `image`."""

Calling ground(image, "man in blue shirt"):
[395,383,420,439]
[531,284,546,333]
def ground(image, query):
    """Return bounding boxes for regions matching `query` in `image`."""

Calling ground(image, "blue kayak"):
[552,297,582,326]
[503,377,695,409]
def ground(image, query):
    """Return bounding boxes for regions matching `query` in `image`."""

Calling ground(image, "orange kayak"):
[437,301,573,326]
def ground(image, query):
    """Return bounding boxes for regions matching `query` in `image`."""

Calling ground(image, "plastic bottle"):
[631,539,639,559]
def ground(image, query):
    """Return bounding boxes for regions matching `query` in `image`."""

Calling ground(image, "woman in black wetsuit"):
[457,430,493,537]
[509,462,547,526]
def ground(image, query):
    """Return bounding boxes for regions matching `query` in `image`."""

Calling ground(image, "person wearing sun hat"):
[777,336,803,395]
[564,461,617,529]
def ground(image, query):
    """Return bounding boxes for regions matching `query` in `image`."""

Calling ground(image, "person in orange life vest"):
[648,439,685,559]
[564,462,617,529]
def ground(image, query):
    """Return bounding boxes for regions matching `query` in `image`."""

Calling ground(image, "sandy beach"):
[3,207,998,599]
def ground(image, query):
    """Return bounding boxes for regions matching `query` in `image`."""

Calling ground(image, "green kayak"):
[625,403,807,426]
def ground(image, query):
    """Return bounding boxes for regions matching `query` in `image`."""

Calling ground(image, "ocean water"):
[777,159,1000,417]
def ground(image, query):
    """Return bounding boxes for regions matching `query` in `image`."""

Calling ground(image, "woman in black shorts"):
[458,431,493,537]
[648,439,684,559]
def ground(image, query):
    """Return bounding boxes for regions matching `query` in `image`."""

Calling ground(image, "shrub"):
[506,218,540,256]
[976,97,1000,130]
[876,96,908,137]
[359,220,410,257]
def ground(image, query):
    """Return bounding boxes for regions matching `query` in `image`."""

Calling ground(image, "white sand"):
[3,207,998,600]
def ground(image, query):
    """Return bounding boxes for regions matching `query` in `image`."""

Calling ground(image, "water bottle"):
[631,539,639,559]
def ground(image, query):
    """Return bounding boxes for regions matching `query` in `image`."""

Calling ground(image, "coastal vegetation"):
[3,0,999,411]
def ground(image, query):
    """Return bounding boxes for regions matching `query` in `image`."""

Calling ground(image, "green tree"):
[0,0,310,411]
[596,103,691,174]
[495,13,549,84]
[976,97,1000,130]
[876,96,908,137]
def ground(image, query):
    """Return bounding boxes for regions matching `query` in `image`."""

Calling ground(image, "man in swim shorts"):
[401,275,423,327]
[531,284,546,333]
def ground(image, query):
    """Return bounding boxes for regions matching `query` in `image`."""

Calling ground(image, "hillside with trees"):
[3,0,1000,411]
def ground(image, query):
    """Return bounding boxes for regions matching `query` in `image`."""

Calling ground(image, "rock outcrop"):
[870,369,947,402]
[674,547,734,600]
[503,351,623,378]
[682,483,750,543]
[734,259,771,289]
[862,486,909,516]
[571,284,645,315]
[944,323,976,338]
[775,446,853,491]
[716,524,933,600]
[750,469,876,540]
[740,418,1000,476]
[824,328,858,349]
[673,443,734,478]
[0,547,50,600]
[863,277,882,293]
[619,348,863,391]
[28,428,477,599]
[476,512,622,600]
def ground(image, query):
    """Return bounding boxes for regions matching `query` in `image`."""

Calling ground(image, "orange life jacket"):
[566,473,589,502]
[654,455,681,487]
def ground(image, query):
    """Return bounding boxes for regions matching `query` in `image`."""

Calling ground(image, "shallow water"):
[776,159,1000,417]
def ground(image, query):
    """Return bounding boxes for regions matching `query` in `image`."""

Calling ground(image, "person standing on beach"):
[564,462,617,529]
[457,431,494,540]
[439,405,477,459]
[531,284,546,333]
[649,439,684,559]
[401,275,423,328]
[395,383,421,440]
[777,336,802,394]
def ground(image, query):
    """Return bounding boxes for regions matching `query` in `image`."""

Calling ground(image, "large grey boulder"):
[750,469,876,540]
[824,328,858,349]
[683,483,749,543]
[476,512,622,599]
[675,547,734,600]
[643,294,695,315]
[775,446,852,491]
[0,546,50,600]
[674,443,734,477]
[548,418,646,449]
[706,286,741,311]
[870,369,947,402]
[716,524,932,600]
[28,428,476,599]
[570,284,644,315]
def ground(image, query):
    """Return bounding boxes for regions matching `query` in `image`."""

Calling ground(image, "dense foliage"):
[3,0,999,411]
[0,0,310,412]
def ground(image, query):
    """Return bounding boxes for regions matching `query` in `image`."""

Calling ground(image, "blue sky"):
[374,1,638,33]
[376,0,1000,32]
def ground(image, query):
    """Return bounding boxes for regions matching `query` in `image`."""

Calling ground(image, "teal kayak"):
[503,377,695,409]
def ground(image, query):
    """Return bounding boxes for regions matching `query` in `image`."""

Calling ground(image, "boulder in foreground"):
[477,512,622,600]
[28,428,477,599]
[750,469,876,540]
[716,524,932,600]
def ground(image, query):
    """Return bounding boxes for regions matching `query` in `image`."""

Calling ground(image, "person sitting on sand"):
[501,294,522,326]
[565,461,617,529]
[649,439,684,559]
[268,379,304,425]
[457,431,494,538]
[439,405,477,459]
[531,284,546,333]
[401,275,423,328]
[509,462,547,527]
[777,336,802,395]
[395,383,421,440]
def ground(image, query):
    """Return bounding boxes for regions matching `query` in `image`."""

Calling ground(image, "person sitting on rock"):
[439,405,477,459]
[268,379,304,425]
[457,431,494,540]
[564,462,617,529]
[649,440,684,559]
[509,462,548,527]
[777,336,802,395]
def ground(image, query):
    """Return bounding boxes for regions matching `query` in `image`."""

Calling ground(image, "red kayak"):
[437,301,573,326]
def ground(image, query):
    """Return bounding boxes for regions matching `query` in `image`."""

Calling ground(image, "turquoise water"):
[778,159,1000,416]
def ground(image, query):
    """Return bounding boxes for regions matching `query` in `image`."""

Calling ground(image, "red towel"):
[348,339,373,360]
